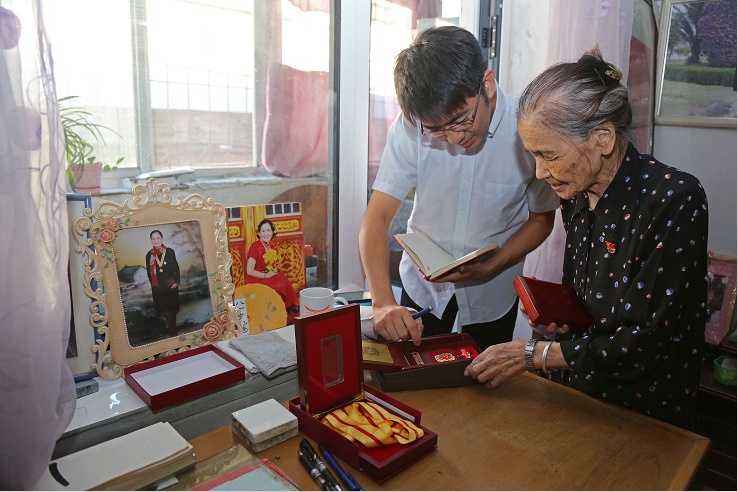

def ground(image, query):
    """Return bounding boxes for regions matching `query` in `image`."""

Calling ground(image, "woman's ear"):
[592,123,617,155]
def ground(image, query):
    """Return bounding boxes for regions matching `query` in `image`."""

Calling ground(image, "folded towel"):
[229,331,297,378]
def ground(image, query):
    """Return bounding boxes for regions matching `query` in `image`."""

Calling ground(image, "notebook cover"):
[513,276,593,332]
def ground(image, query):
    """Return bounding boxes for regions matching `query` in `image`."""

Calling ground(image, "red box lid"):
[294,304,363,416]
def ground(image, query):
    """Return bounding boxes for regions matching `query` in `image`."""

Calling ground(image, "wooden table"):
[189,372,709,490]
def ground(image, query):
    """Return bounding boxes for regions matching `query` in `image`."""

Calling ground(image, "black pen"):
[298,450,331,491]
[412,306,433,319]
[301,439,342,491]
[318,443,363,491]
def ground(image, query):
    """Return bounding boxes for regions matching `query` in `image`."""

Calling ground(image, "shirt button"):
[461,210,465,214]
[457,236,461,239]
[465,180,469,184]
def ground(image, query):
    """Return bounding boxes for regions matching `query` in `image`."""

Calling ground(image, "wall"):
[652,125,737,258]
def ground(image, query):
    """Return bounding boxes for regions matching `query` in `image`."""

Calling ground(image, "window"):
[49,0,339,288]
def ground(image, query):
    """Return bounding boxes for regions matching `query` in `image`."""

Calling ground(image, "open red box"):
[361,333,481,391]
[289,304,438,483]
[124,345,245,411]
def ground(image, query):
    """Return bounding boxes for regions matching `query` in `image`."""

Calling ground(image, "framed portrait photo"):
[70,179,242,379]
[655,0,737,128]
[705,253,737,345]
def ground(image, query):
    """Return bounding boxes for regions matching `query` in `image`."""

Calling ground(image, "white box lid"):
[232,398,298,444]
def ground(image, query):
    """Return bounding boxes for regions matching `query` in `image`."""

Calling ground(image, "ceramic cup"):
[299,287,348,316]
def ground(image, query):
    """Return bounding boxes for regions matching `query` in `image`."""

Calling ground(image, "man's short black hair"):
[394,26,486,127]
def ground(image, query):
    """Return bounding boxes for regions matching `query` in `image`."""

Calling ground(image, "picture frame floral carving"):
[71,179,242,379]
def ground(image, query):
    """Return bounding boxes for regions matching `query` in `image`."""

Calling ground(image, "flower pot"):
[69,162,103,194]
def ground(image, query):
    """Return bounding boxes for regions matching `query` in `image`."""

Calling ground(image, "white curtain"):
[0,0,76,488]
[505,0,634,340]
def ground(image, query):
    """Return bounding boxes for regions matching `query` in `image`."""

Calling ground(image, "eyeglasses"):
[421,81,483,137]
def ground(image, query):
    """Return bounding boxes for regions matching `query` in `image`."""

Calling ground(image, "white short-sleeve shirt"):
[372,87,559,325]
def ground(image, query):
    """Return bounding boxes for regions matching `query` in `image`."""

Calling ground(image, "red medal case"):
[362,334,481,391]
[124,345,245,411]
[289,304,438,483]
[513,276,593,332]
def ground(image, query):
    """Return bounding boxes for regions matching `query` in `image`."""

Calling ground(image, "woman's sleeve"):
[560,179,708,384]
[246,241,259,260]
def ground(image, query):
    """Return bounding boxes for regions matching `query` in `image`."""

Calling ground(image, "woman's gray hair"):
[517,46,632,144]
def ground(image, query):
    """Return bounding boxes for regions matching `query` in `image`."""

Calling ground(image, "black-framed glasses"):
[421,80,484,137]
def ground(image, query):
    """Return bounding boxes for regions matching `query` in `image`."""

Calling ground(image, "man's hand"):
[427,253,498,283]
[372,304,424,346]
[464,340,527,389]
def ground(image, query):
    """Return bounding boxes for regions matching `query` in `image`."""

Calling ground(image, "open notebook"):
[394,232,499,280]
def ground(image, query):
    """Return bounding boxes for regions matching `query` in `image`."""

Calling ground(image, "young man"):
[359,26,558,351]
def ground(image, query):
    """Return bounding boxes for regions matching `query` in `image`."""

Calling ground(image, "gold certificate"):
[361,341,394,363]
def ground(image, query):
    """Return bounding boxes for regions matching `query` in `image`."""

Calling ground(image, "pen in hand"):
[300,439,342,491]
[298,450,331,491]
[412,306,433,320]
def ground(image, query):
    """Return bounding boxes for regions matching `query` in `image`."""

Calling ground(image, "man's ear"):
[592,123,617,155]
[483,69,497,99]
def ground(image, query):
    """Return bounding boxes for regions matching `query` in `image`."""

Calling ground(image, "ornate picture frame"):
[706,252,737,345]
[66,193,100,381]
[71,179,242,379]
[655,0,737,128]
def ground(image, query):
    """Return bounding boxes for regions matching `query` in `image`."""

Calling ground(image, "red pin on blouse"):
[605,241,616,253]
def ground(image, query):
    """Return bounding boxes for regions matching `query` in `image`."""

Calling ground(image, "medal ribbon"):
[321,401,424,448]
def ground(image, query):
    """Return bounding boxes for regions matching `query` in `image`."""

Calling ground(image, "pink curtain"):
[260,0,330,178]
[0,1,76,488]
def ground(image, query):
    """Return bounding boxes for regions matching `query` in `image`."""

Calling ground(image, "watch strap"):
[524,339,537,372]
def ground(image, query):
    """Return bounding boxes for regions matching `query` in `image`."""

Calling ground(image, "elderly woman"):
[464,47,708,429]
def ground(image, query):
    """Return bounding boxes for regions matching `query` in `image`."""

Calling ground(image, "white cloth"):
[373,88,559,326]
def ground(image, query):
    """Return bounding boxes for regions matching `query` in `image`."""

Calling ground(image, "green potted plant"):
[61,95,124,193]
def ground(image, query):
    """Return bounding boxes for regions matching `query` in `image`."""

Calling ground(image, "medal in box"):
[289,304,438,483]
[361,333,481,391]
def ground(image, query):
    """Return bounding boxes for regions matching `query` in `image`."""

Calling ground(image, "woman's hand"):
[464,340,527,389]
[519,304,570,335]
[372,304,424,346]
[264,271,277,279]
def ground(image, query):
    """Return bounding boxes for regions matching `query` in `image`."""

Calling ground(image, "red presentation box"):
[362,334,481,392]
[289,304,438,483]
[514,276,593,332]
[124,345,245,411]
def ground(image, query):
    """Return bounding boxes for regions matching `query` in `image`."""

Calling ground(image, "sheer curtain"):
[0,0,75,488]
[505,0,634,340]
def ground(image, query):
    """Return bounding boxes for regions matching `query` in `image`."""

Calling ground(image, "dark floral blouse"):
[555,144,708,429]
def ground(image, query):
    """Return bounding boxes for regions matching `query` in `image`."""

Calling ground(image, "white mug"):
[299,287,348,316]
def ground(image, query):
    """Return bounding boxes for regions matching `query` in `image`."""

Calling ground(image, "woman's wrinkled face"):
[150,232,163,248]
[259,223,274,242]
[518,118,600,201]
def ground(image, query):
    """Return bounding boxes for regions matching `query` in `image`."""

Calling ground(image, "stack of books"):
[32,422,195,491]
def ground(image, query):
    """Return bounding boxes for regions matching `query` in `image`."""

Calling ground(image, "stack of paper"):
[32,422,195,491]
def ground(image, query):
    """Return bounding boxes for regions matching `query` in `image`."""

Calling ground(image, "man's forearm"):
[485,210,556,277]
[358,226,397,307]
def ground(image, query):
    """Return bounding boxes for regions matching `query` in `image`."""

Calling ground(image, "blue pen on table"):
[412,306,433,319]
[318,444,364,491]
[298,450,331,491]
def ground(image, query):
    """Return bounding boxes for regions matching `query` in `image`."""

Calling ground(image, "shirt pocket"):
[482,182,527,236]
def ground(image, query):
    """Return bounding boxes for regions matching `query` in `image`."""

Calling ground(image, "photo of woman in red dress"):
[244,219,299,313]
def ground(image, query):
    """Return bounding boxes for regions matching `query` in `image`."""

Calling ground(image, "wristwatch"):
[524,339,537,372]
